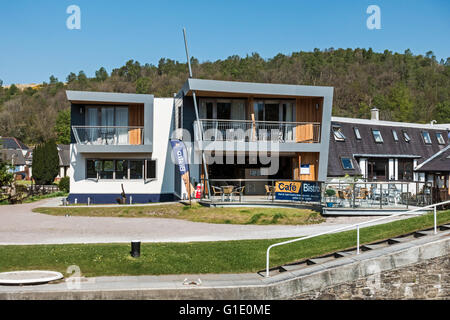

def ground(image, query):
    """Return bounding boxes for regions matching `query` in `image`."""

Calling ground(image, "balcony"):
[72,126,144,145]
[194,119,321,143]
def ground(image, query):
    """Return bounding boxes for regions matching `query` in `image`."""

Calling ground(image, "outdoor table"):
[221,186,234,202]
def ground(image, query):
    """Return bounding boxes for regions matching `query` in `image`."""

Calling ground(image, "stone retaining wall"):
[295,255,449,300]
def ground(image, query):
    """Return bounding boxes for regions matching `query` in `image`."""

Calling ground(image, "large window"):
[398,159,413,181]
[86,159,156,180]
[372,129,383,143]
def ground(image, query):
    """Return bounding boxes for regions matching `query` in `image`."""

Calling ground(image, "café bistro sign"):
[274,181,321,202]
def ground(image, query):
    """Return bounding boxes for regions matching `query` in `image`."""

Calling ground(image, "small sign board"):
[300,164,310,175]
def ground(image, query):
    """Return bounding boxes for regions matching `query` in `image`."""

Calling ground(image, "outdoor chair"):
[211,186,223,199]
[265,185,274,200]
[232,186,245,202]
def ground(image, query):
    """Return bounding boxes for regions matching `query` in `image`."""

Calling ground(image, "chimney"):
[370,107,379,121]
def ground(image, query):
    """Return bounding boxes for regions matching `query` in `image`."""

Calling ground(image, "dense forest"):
[0,47,449,145]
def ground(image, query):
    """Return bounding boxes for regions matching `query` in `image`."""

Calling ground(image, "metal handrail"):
[265,199,450,277]
[199,118,321,125]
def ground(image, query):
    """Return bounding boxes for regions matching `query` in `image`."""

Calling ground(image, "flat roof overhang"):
[66,90,153,104]
[180,78,333,99]
[76,145,152,153]
[352,154,422,159]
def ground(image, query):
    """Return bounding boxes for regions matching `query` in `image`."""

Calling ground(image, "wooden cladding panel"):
[293,152,319,181]
[295,97,323,143]
[128,105,144,145]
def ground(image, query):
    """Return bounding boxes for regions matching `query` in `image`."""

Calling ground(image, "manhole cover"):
[0,270,64,285]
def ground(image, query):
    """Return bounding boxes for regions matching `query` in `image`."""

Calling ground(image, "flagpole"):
[183,28,211,199]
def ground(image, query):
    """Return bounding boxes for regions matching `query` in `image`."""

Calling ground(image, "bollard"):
[75,198,78,204]
[87,197,90,206]
[130,196,133,205]
[131,240,141,258]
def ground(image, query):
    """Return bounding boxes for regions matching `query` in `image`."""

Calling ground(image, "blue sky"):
[0,0,449,85]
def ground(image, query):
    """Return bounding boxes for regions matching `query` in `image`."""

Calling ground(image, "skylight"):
[392,130,399,142]
[341,157,354,169]
[436,133,445,145]
[372,129,383,143]
[333,127,345,141]
[403,131,411,142]
[422,131,432,144]
[354,127,361,140]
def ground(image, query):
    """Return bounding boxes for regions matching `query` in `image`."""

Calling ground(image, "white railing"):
[195,119,321,143]
[265,200,450,277]
[72,126,144,145]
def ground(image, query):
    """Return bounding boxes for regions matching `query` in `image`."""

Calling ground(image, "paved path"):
[0,198,410,245]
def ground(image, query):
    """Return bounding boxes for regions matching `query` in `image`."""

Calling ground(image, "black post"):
[131,240,141,258]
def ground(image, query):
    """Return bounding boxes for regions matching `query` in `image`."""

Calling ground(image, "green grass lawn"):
[0,191,67,205]
[33,203,325,225]
[1,210,449,277]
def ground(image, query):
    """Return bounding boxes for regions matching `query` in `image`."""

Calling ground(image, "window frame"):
[436,132,445,145]
[353,127,361,140]
[402,130,411,142]
[371,129,384,143]
[85,158,157,181]
[340,157,354,170]
[332,126,346,141]
[392,129,399,142]
[421,131,432,145]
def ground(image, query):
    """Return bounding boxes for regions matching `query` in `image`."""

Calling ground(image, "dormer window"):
[392,130,399,142]
[353,127,361,140]
[333,126,345,141]
[372,129,383,143]
[403,131,411,142]
[436,133,445,145]
[422,131,432,144]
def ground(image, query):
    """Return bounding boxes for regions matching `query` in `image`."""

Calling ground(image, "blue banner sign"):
[170,139,191,199]
[274,181,321,202]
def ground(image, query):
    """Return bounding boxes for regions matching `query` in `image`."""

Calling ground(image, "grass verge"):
[1,210,449,277]
[33,203,324,225]
[0,191,67,205]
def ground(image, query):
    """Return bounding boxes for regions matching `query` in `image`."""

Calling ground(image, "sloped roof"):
[1,149,26,166]
[415,145,450,172]
[328,119,449,176]
[0,137,29,150]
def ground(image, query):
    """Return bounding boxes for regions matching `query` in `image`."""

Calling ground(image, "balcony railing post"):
[434,206,437,234]
[271,180,274,203]
[356,225,360,255]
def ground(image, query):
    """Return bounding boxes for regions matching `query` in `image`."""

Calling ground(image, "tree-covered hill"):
[0,48,449,145]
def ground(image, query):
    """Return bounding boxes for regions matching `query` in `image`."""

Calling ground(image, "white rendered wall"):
[69,98,175,196]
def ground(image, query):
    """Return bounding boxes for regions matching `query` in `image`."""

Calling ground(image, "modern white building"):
[66,91,176,204]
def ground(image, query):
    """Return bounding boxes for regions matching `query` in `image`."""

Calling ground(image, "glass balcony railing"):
[72,126,144,145]
[194,119,321,143]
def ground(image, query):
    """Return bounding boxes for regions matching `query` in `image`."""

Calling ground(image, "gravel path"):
[0,198,411,245]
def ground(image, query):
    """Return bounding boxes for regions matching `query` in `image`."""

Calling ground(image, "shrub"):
[58,176,70,193]
[32,140,59,185]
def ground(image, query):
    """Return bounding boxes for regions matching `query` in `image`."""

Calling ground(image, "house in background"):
[327,107,449,186]
[174,78,333,197]
[56,144,71,181]
[0,137,32,180]
[66,90,176,204]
